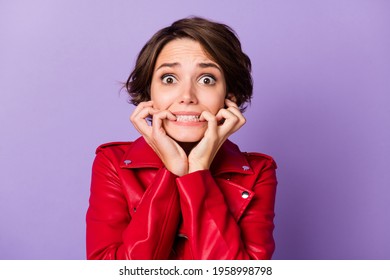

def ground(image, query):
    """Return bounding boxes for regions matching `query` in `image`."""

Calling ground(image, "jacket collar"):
[211,139,253,176]
[120,137,163,169]
[120,136,253,175]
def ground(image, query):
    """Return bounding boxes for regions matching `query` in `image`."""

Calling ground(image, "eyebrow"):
[155,62,221,72]
[198,62,222,72]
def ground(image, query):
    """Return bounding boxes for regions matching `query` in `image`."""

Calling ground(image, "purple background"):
[1,0,389,259]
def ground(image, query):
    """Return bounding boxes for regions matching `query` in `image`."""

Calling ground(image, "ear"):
[226,93,237,103]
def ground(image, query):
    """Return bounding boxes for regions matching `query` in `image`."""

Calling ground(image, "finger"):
[216,108,238,124]
[200,111,218,135]
[131,106,158,136]
[226,106,246,127]
[216,109,241,136]
[225,98,239,108]
[225,98,244,118]
[151,110,176,136]
[224,99,246,126]
[132,106,159,122]
[130,101,157,126]
[130,101,154,119]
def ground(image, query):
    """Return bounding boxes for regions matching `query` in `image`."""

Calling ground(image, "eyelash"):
[160,74,217,85]
[199,74,216,85]
[161,74,177,84]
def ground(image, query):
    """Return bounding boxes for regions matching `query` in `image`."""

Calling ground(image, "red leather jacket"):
[86,137,277,260]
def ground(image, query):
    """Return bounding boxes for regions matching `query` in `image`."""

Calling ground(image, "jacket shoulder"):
[245,152,277,169]
[93,141,135,168]
[95,141,133,154]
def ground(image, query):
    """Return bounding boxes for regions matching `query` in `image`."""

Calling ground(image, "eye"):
[161,74,177,84]
[198,75,216,85]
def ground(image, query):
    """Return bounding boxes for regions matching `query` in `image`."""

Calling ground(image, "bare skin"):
[130,39,246,176]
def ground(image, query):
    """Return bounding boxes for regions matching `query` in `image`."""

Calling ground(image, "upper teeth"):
[176,115,199,122]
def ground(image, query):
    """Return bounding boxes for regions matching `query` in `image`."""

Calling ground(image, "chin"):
[166,129,204,143]
[164,122,206,143]
[169,133,203,143]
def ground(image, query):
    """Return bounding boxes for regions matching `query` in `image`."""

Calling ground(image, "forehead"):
[155,38,216,65]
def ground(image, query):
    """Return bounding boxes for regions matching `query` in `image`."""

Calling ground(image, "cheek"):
[150,82,167,109]
[151,94,171,110]
[199,99,223,115]
[205,92,226,113]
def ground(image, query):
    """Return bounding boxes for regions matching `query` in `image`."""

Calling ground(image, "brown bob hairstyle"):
[125,17,253,111]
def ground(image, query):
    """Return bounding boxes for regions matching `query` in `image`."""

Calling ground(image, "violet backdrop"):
[1,0,389,259]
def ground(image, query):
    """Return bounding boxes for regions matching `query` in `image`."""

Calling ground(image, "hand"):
[130,101,189,176]
[188,99,246,173]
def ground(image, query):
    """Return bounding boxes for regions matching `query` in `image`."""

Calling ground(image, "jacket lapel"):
[119,137,164,169]
[211,140,253,176]
[119,137,255,221]
[211,140,256,221]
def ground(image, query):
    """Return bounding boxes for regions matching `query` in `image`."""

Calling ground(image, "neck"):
[177,141,198,155]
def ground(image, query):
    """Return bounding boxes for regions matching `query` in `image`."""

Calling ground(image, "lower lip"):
[170,120,206,126]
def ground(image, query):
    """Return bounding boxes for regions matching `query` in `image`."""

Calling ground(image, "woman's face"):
[150,38,226,143]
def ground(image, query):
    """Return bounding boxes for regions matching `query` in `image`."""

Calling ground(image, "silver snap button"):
[242,165,250,171]
[241,191,250,199]
[124,160,132,165]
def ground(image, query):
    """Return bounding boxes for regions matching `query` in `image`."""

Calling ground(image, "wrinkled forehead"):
[155,38,219,68]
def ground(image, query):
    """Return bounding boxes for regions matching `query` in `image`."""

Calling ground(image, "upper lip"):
[171,111,201,116]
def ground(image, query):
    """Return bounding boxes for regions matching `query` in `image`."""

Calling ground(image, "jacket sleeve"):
[86,150,180,259]
[175,158,277,260]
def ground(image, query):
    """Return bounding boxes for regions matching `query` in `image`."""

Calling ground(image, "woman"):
[86,17,277,260]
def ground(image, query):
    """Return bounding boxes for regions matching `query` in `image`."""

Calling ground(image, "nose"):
[178,81,198,104]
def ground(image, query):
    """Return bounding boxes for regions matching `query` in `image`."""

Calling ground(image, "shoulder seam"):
[96,141,132,154]
[246,152,274,160]
[245,152,277,168]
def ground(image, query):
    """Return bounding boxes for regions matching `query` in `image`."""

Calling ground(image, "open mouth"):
[175,115,200,122]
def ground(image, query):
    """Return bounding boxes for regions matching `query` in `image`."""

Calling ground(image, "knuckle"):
[232,115,239,123]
